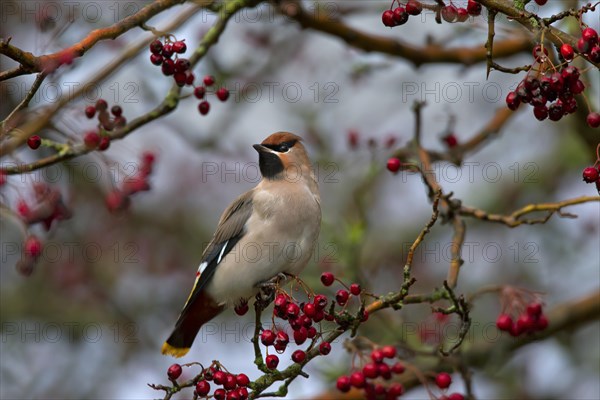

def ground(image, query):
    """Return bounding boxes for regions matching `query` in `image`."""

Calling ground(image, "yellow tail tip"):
[161,342,190,358]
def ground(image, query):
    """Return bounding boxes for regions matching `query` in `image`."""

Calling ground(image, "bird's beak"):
[253,144,270,153]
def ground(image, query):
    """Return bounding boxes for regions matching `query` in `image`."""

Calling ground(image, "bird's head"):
[253,132,313,181]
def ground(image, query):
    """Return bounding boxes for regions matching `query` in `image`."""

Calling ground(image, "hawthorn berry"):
[236,373,250,387]
[98,136,111,151]
[265,354,279,369]
[533,105,548,121]
[24,236,43,258]
[307,326,317,338]
[391,362,405,374]
[388,382,404,396]
[506,91,520,111]
[110,105,122,117]
[194,86,206,99]
[214,388,226,400]
[172,40,187,54]
[456,8,469,23]
[150,53,163,66]
[175,58,190,72]
[319,342,331,355]
[27,135,41,149]
[320,272,335,286]
[224,373,237,390]
[587,112,600,128]
[167,363,182,380]
[174,72,187,86]
[350,372,366,388]
[448,394,465,400]
[582,28,598,44]
[441,5,458,23]
[532,44,549,62]
[292,350,306,363]
[303,303,316,318]
[186,72,195,85]
[84,132,101,148]
[582,167,599,183]
[162,43,174,58]
[149,40,163,54]
[274,293,288,308]
[496,314,513,331]
[371,349,385,364]
[95,99,108,111]
[294,327,308,345]
[382,10,396,27]
[467,0,481,16]
[387,157,401,173]
[350,283,361,296]
[442,133,458,148]
[161,59,175,75]
[381,345,396,359]
[516,314,535,332]
[536,315,549,330]
[560,44,574,61]
[378,363,392,380]
[105,190,129,213]
[198,101,210,115]
[213,370,227,385]
[286,302,300,319]
[85,105,96,118]
[590,46,600,63]
[405,0,422,15]
[435,372,452,389]
[203,75,215,86]
[216,88,230,102]
[336,289,349,306]
[234,301,249,315]
[526,303,543,317]
[196,380,210,396]
[336,376,351,392]
[392,7,408,25]
[0,172,6,186]
[260,329,276,346]
[363,363,378,378]
[577,37,591,53]
[314,294,328,310]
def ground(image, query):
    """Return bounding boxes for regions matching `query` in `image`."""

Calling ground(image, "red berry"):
[307,326,317,338]
[386,157,401,173]
[561,66,580,82]
[105,190,129,213]
[560,44,574,61]
[320,272,335,286]
[174,72,187,87]
[161,43,174,58]
[203,75,215,86]
[172,40,187,54]
[95,99,108,110]
[391,362,405,374]
[319,342,331,355]
[260,329,276,346]
[371,349,385,364]
[0,172,6,186]
[336,376,351,392]
[198,101,210,115]
[274,293,288,308]
[149,39,163,54]
[161,59,175,75]
[516,314,535,332]
[467,0,481,16]
[496,314,513,331]
[292,350,306,363]
[98,136,110,151]
[196,380,210,396]
[392,7,408,25]
[110,105,122,117]
[286,302,300,318]
[194,86,206,99]
[236,373,250,387]
[441,5,458,23]
[237,387,249,399]
[590,46,600,63]
[276,331,289,346]
[84,132,100,149]
[27,135,41,149]
[214,370,226,384]
[336,289,349,306]
[303,303,316,318]
[536,315,549,330]
[24,236,42,258]
[363,363,379,379]
[175,58,190,72]
[234,301,249,315]
[534,0,547,4]
[167,363,182,380]
[214,389,226,400]
[381,345,396,359]
[587,112,600,128]
[350,372,366,388]
[348,130,359,148]
[506,91,520,110]
[405,0,422,15]
[349,283,361,296]
[313,294,328,310]
[532,44,549,61]
[224,373,237,390]
[382,10,396,27]
[150,53,163,65]
[435,372,452,389]
[583,167,599,183]
[526,303,543,317]
[577,37,591,53]
[185,72,195,85]
[388,383,404,396]
[448,394,465,400]
[443,133,458,148]
[533,105,548,121]
[265,354,279,369]
[294,327,308,345]
[456,8,469,23]
[85,105,96,118]
[216,88,230,102]
[582,28,598,44]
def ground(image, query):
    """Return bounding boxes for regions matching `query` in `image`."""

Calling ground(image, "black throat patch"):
[258,152,284,179]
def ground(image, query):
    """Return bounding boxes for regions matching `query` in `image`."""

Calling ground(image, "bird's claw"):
[255,273,293,305]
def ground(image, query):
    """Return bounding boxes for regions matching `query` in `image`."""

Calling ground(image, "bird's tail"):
[162,291,224,358]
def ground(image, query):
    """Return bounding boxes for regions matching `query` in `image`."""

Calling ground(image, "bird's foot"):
[255,273,293,305]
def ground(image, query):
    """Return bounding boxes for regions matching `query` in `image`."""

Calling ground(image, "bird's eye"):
[279,144,290,152]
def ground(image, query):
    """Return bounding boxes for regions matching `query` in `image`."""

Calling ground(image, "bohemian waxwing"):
[162,132,321,357]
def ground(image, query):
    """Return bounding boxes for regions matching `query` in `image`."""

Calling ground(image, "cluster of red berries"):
[83,99,126,150]
[439,0,482,23]
[496,302,548,337]
[381,0,423,27]
[336,346,406,399]
[582,164,600,192]
[433,372,464,400]
[105,152,155,213]
[167,363,251,400]
[149,39,194,87]
[16,183,71,231]
[347,130,398,150]
[17,234,44,276]
[193,75,230,116]
[574,27,600,63]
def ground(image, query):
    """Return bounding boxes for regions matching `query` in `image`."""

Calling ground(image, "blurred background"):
[1,0,599,399]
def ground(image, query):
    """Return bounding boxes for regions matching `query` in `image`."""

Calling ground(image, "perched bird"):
[162,132,321,357]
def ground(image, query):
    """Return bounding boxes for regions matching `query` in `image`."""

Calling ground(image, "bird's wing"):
[182,190,254,310]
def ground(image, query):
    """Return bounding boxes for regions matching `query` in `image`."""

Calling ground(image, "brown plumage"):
[162,132,321,357]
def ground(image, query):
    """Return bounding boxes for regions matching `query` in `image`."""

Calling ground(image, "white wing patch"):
[198,261,208,274]
[217,240,229,264]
